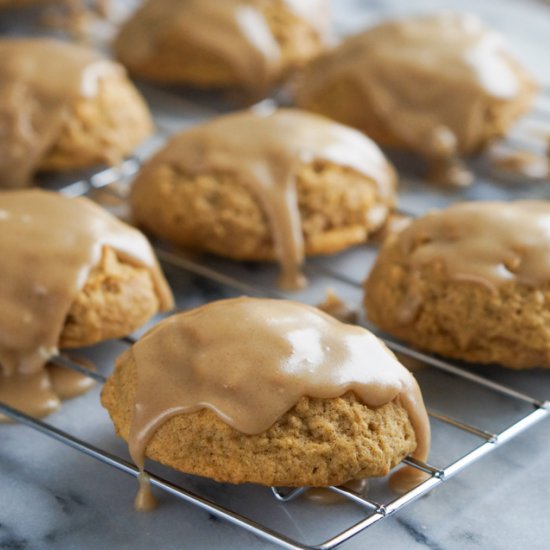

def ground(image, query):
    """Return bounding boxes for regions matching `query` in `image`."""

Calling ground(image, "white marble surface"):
[2,1,550,549]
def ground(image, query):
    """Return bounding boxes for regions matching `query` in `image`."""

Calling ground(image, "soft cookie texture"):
[114,0,330,95]
[101,297,423,488]
[132,158,391,260]
[60,247,164,349]
[130,108,396,288]
[0,38,153,188]
[103,358,416,486]
[0,190,174,375]
[295,13,537,160]
[365,201,550,370]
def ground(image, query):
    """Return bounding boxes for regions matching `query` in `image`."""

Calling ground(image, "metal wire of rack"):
[2,87,550,549]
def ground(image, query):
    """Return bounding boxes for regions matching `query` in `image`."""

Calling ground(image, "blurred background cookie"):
[130,107,396,289]
[114,0,331,97]
[365,201,550,369]
[0,37,153,189]
[295,12,537,185]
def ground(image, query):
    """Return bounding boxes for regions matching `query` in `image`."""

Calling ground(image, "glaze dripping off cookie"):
[0,190,173,419]
[101,297,430,499]
[130,108,396,290]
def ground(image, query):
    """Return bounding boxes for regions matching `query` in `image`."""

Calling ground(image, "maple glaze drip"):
[297,13,530,172]
[393,201,550,323]
[146,108,395,289]
[122,297,430,499]
[0,190,173,419]
[48,358,97,400]
[0,38,122,188]
[135,473,157,512]
[0,370,60,422]
[0,359,96,423]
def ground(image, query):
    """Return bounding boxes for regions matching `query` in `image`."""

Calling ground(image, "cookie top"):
[131,107,395,289]
[393,201,550,290]
[114,0,330,94]
[107,297,430,481]
[365,201,550,369]
[0,190,173,376]
[0,38,150,188]
[296,12,536,159]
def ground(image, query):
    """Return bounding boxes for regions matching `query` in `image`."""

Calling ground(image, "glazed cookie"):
[130,108,396,289]
[0,190,173,418]
[365,201,550,370]
[101,297,430,490]
[296,13,537,185]
[0,38,153,189]
[114,0,330,95]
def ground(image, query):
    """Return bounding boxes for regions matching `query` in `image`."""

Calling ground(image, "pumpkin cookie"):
[296,13,537,185]
[0,37,153,189]
[365,201,550,369]
[0,190,173,419]
[130,108,396,289]
[114,0,330,96]
[101,297,430,488]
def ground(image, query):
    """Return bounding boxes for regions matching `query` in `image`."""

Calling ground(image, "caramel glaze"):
[139,108,395,289]
[118,297,430,508]
[116,0,329,95]
[0,190,173,420]
[393,201,550,323]
[135,473,157,512]
[0,369,60,421]
[297,13,533,185]
[0,38,122,189]
[0,362,97,423]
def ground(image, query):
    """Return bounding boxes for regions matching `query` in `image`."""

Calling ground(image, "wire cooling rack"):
[2,86,550,549]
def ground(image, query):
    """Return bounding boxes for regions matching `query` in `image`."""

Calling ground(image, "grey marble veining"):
[2,1,550,549]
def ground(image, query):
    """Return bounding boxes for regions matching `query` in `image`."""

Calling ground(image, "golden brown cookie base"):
[130,160,392,262]
[60,247,161,349]
[365,240,550,370]
[38,72,153,173]
[102,354,416,486]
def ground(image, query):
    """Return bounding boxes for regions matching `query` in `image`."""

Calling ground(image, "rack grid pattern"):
[2,88,550,549]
